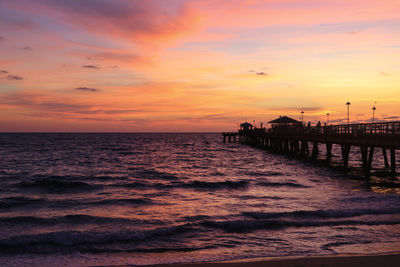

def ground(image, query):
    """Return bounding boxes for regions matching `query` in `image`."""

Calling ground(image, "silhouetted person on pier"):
[316,121,321,134]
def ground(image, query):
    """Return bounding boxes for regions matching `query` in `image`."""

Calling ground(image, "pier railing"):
[264,121,400,137]
[324,122,400,136]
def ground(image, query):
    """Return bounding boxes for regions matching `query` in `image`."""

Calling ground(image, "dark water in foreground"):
[0,133,399,266]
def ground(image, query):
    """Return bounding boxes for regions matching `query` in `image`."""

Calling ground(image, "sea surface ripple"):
[0,133,399,266]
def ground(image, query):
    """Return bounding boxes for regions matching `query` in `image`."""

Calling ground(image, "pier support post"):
[382,148,389,168]
[300,141,306,157]
[223,134,226,143]
[360,145,368,168]
[271,139,275,151]
[326,143,332,165]
[300,141,309,157]
[283,139,289,153]
[289,140,294,154]
[341,144,351,169]
[390,148,396,175]
[365,146,374,177]
[311,142,319,160]
[294,140,299,156]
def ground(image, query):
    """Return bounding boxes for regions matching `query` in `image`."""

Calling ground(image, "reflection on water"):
[0,133,399,266]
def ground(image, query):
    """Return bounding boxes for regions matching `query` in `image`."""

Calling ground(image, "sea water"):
[0,133,399,266]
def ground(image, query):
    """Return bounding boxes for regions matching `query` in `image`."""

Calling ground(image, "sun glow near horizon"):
[0,0,399,132]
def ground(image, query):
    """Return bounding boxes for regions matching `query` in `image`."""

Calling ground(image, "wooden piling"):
[326,143,333,165]
[360,145,368,168]
[341,145,351,169]
[390,148,396,175]
[300,141,306,157]
[311,142,319,160]
[283,139,289,153]
[365,146,375,177]
[300,141,309,157]
[294,140,299,155]
[382,148,389,168]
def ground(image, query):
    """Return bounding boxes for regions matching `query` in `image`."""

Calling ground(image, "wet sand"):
[147,254,400,267]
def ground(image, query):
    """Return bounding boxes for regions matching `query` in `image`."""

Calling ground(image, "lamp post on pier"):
[326,113,330,125]
[346,101,351,125]
[372,105,376,123]
[301,110,304,125]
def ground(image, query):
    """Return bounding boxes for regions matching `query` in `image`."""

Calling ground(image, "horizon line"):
[0,131,223,134]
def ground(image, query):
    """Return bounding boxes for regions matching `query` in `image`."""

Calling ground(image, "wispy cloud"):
[0,90,145,121]
[249,70,269,76]
[0,8,36,30]
[81,64,100,69]
[330,118,347,123]
[0,70,24,80]
[82,51,146,65]
[7,75,23,80]
[380,71,390,76]
[1,91,92,112]
[383,116,400,120]
[271,106,323,112]
[348,30,363,35]
[256,72,268,76]
[22,0,198,45]
[75,87,99,92]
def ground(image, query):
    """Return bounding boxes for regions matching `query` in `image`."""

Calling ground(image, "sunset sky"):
[1,0,399,132]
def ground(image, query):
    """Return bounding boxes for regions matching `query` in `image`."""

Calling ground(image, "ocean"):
[0,133,399,266]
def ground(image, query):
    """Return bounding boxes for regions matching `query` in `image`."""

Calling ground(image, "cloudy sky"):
[1,0,399,132]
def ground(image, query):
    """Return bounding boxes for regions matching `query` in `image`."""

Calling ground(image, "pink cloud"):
[4,0,201,46]
[195,0,400,28]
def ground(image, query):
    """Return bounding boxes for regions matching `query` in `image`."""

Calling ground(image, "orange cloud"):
[6,0,202,46]
[1,0,399,131]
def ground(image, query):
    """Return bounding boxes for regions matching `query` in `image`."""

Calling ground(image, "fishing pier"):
[223,118,400,177]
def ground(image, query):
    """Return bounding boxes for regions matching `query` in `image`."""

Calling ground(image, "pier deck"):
[223,121,400,177]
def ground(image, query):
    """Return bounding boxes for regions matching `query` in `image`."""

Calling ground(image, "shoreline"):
[146,253,400,267]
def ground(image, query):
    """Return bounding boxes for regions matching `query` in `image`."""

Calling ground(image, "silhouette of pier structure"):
[223,117,400,177]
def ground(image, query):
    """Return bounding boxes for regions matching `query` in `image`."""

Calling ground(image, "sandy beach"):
[148,254,400,267]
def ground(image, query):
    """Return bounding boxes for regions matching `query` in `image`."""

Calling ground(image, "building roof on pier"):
[268,116,300,124]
